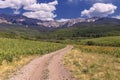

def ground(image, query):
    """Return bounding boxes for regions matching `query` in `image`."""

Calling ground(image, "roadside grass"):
[0,56,36,80]
[0,38,65,65]
[0,38,65,80]
[64,48,120,80]
[78,45,120,58]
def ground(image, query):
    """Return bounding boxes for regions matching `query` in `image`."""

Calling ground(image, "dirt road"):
[9,45,77,80]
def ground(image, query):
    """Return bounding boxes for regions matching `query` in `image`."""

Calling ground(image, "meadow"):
[0,38,65,65]
[0,27,120,80]
[78,45,120,57]
[80,36,120,47]
[0,38,65,79]
[64,48,120,80]
[64,36,120,80]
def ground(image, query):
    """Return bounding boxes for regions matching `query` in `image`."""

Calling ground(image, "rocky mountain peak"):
[0,14,119,28]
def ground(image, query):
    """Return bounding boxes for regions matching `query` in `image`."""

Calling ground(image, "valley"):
[0,14,120,80]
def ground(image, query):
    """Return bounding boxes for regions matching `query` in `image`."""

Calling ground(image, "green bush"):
[86,41,95,45]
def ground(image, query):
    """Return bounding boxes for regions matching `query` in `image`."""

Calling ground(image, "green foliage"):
[50,25,120,39]
[0,38,65,65]
[80,36,120,47]
[78,45,120,57]
[1,24,120,40]
[85,41,95,45]
[0,24,48,40]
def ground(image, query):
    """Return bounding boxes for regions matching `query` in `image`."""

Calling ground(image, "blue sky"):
[0,0,120,21]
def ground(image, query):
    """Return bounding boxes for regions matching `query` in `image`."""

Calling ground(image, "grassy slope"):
[64,49,120,80]
[1,22,120,80]
[0,38,65,79]
[64,36,120,80]
[0,56,35,80]
[1,23,120,40]
[78,45,120,57]
[0,23,50,40]
[0,38,65,64]
[51,25,120,39]
[80,36,120,47]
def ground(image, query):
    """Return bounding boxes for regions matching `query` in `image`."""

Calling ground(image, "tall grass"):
[78,45,120,57]
[80,36,120,47]
[0,38,65,65]
[64,49,120,80]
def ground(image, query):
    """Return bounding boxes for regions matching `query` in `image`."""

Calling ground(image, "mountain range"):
[0,14,120,40]
[1,14,120,28]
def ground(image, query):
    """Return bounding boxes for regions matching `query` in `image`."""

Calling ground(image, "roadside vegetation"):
[0,38,65,65]
[0,38,65,79]
[64,48,120,80]
[80,36,120,47]
[78,45,120,57]
[0,24,120,80]
[64,36,120,80]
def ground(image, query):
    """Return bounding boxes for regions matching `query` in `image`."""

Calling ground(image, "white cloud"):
[57,18,70,22]
[0,0,37,9]
[112,15,120,19]
[0,0,58,21]
[24,3,56,12]
[23,11,57,21]
[81,3,117,17]
[22,0,36,6]
[48,0,58,5]
[14,10,20,14]
[23,0,58,21]
[0,0,22,9]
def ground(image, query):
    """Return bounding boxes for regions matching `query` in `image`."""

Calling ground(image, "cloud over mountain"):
[57,18,70,22]
[112,15,120,19]
[0,0,58,21]
[81,3,117,17]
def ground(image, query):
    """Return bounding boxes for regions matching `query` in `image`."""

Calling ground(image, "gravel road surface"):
[9,45,77,80]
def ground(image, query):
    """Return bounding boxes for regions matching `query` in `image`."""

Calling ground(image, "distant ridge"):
[2,14,120,28]
[0,14,120,40]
